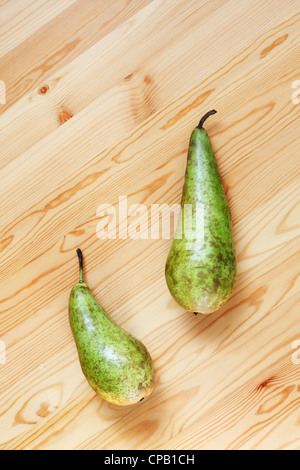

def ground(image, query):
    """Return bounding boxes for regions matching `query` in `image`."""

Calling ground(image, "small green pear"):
[165,110,236,315]
[69,249,155,406]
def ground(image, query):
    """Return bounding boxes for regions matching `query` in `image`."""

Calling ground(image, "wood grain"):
[0,0,299,450]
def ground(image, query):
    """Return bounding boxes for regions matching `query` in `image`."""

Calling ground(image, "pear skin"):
[165,110,236,314]
[69,249,155,406]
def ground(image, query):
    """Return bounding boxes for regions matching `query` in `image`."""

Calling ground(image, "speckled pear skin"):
[165,111,236,314]
[69,254,154,406]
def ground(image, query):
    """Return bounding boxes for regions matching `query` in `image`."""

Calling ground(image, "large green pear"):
[69,249,155,405]
[165,110,236,315]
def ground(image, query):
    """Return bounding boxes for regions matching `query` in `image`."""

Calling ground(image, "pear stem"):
[197,109,217,129]
[76,248,84,283]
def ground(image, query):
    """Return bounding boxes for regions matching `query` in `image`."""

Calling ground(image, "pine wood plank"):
[0,0,152,113]
[0,0,76,57]
[1,237,299,449]
[160,351,300,450]
[0,19,298,278]
[0,0,298,167]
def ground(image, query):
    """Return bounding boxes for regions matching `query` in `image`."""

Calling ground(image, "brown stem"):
[197,109,217,129]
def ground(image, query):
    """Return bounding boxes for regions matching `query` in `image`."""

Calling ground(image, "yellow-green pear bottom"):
[69,279,154,406]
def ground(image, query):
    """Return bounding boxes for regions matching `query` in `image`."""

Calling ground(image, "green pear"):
[165,110,236,315]
[69,249,155,406]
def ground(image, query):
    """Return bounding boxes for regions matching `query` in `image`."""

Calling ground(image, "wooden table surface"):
[0,0,299,451]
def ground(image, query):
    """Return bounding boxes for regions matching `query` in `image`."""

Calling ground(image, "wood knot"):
[257,377,275,391]
[38,85,49,95]
[124,73,134,81]
[144,75,153,85]
[59,109,73,124]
